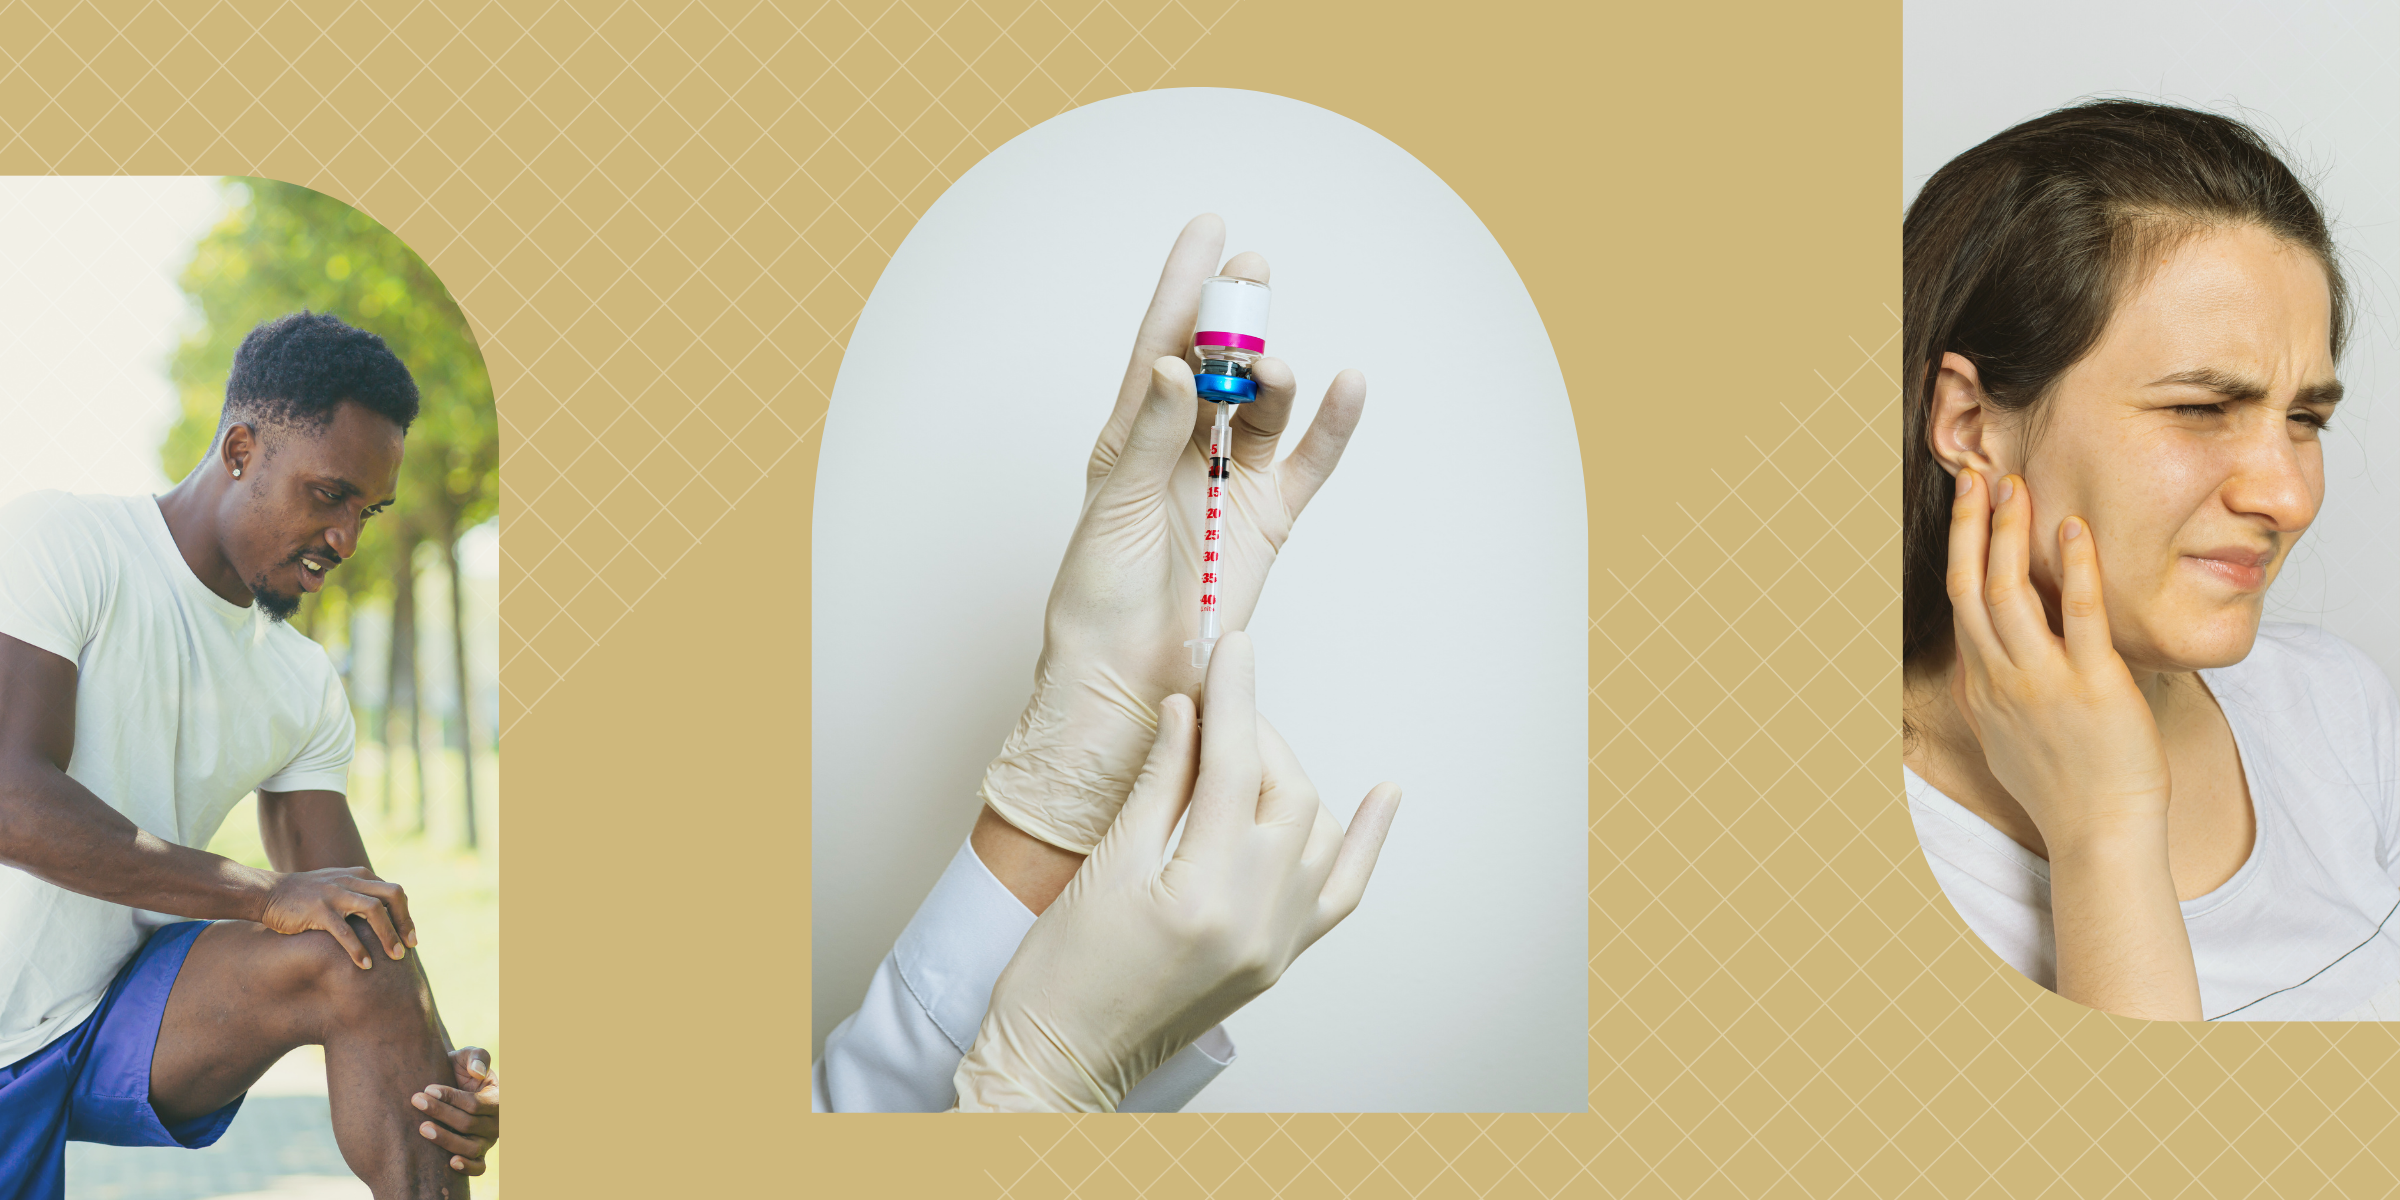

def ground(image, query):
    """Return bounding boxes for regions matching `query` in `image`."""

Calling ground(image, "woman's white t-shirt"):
[0,491,355,1064]
[1907,623,2400,1021]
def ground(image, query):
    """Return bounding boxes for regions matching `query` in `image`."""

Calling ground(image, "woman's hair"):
[1900,99,2348,666]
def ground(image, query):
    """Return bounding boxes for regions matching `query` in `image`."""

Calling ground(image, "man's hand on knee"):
[258,867,417,969]
[412,1047,499,1175]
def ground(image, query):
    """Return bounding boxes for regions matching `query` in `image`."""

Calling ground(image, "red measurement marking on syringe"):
[1208,486,1220,498]
[1204,551,1219,562]
[1206,508,1220,519]
[1203,572,1216,583]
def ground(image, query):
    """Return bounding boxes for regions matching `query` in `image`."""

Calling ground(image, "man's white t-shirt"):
[0,491,355,1064]
[1908,623,2400,1021]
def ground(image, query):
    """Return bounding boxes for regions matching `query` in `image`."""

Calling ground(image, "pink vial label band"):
[1194,331,1266,352]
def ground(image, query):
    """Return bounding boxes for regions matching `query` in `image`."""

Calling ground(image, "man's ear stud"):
[232,468,242,478]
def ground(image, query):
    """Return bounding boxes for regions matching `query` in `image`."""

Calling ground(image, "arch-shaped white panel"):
[813,88,1586,1111]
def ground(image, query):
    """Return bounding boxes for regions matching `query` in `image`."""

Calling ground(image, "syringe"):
[1191,401,1232,666]
[1186,275,1271,668]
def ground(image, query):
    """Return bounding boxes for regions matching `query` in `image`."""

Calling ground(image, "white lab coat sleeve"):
[812,836,1236,1112]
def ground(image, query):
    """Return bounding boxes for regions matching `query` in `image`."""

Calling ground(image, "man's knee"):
[259,918,434,1020]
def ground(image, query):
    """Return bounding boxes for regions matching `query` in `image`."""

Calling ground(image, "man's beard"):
[245,563,304,623]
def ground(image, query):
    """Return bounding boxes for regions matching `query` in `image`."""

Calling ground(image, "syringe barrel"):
[1194,276,1270,402]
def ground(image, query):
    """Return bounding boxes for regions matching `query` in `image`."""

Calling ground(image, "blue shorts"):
[0,921,243,1200]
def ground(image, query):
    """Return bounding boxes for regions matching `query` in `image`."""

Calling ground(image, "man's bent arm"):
[0,632,276,920]
[259,789,376,875]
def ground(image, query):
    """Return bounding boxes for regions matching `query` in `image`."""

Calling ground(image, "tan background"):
[9,0,2398,1195]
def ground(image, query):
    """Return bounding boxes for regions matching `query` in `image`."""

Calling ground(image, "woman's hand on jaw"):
[1946,467,2199,1020]
[976,214,1366,880]
[1945,468,2169,839]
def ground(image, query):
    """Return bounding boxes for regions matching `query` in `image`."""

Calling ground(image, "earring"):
[232,468,242,478]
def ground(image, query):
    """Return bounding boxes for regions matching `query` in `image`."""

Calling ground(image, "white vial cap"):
[1196,276,1271,343]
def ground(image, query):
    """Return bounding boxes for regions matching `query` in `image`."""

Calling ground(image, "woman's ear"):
[1927,352,2007,479]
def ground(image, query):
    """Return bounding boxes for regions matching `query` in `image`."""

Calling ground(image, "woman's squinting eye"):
[2166,402,2331,433]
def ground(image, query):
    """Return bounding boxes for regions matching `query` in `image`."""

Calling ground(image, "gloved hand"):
[954,632,1402,1112]
[978,214,1366,855]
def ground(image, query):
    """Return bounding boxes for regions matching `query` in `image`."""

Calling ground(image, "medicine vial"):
[1192,275,1271,404]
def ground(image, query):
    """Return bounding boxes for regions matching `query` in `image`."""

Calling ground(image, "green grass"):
[207,740,502,1195]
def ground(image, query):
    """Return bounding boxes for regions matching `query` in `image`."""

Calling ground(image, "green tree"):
[164,178,498,849]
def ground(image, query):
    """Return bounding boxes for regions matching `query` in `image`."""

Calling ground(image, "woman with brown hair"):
[1901,100,2400,1021]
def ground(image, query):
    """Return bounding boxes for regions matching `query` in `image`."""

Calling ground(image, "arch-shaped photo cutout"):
[812,88,1587,1111]
[0,176,502,1185]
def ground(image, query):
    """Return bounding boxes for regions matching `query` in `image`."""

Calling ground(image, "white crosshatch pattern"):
[8,0,2400,1196]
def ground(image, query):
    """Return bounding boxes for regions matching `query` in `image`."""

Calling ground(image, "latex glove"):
[1947,468,2197,1020]
[954,632,1403,1112]
[979,214,1366,854]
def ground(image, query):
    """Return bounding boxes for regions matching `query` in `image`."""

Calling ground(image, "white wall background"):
[1904,0,2400,683]
[811,88,1587,1111]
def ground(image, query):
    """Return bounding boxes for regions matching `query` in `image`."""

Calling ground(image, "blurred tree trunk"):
[382,537,427,834]
[441,534,478,851]
[378,586,401,820]
[339,600,358,693]
[347,600,376,816]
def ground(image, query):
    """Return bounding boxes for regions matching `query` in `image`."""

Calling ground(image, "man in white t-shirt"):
[0,314,498,1198]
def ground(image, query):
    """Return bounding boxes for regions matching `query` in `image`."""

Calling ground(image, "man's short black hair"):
[219,312,419,446]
